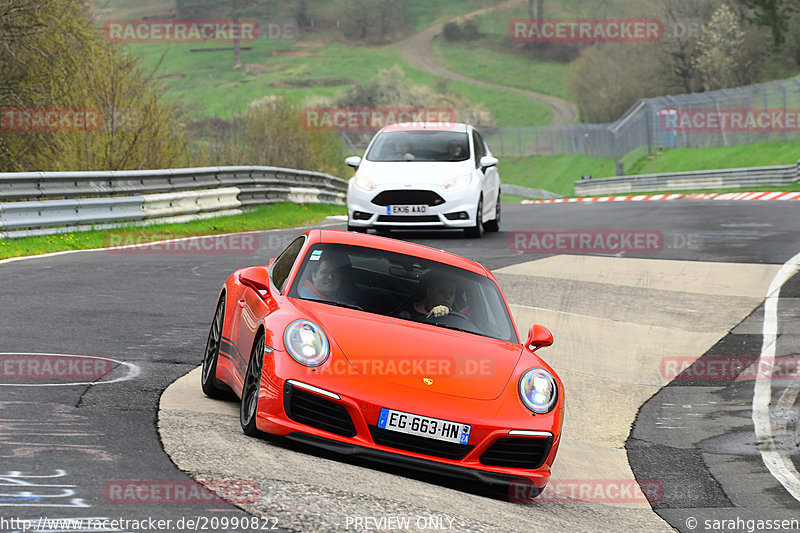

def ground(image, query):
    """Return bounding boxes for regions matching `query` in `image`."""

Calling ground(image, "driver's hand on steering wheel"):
[427,305,450,318]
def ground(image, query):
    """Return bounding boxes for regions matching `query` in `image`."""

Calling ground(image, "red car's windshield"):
[287,243,517,343]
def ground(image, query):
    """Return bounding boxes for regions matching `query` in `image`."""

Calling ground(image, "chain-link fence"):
[341,76,800,174]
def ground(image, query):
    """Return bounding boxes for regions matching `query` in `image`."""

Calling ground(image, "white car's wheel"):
[484,193,500,232]
[465,196,484,238]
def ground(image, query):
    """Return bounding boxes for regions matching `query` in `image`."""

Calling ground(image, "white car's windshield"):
[288,243,517,343]
[365,131,471,162]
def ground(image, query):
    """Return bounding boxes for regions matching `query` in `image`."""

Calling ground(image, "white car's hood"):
[357,160,473,187]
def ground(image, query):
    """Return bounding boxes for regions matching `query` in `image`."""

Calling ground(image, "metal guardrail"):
[573,160,800,196]
[0,197,146,231]
[500,184,562,199]
[140,188,242,218]
[0,166,347,239]
[0,166,346,201]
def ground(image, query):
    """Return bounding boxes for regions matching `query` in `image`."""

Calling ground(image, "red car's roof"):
[309,229,490,277]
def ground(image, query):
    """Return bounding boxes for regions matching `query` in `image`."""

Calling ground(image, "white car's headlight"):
[353,174,375,192]
[519,368,558,414]
[443,174,472,190]
[284,320,330,367]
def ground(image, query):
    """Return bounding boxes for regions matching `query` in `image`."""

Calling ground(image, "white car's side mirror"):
[345,156,362,169]
[479,155,498,169]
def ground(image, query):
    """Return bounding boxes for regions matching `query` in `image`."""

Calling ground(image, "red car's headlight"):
[284,320,330,367]
[519,368,558,414]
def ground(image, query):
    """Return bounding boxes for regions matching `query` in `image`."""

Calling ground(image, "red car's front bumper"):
[254,366,561,493]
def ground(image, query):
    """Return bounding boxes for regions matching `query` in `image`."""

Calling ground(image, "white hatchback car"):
[345,122,500,237]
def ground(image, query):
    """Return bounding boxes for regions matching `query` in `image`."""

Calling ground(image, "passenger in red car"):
[299,253,356,305]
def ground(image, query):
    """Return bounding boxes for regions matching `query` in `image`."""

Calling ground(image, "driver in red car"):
[399,272,456,320]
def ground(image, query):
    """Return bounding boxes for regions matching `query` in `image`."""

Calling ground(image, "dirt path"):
[400,0,579,127]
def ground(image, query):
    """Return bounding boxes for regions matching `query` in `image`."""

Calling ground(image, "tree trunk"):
[232,0,241,68]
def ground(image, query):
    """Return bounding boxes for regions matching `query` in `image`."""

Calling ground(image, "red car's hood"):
[313,307,522,400]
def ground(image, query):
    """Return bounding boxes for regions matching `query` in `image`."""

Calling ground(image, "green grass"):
[405,0,507,29]
[441,79,552,126]
[133,37,553,125]
[432,36,571,101]
[430,0,577,103]
[626,142,800,175]
[499,141,800,197]
[498,153,615,196]
[93,0,176,20]
[0,202,344,260]
[139,41,401,119]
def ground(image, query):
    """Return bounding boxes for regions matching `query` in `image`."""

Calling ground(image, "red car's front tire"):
[201,295,233,399]
[240,332,265,437]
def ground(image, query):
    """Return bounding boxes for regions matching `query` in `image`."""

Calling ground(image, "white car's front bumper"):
[347,182,479,229]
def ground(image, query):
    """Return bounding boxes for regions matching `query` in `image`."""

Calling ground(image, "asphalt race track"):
[1,200,798,533]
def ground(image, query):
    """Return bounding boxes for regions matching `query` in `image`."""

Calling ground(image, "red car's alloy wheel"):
[240,333,265,437]
[201,295,231,399]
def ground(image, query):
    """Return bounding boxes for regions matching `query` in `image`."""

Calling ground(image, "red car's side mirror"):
[239,266,270,297]
[525,324,553,352]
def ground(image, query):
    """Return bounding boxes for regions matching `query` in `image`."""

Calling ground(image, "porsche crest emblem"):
[423,378,433,386]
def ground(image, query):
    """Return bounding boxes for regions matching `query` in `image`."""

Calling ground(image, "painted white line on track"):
[752,250,800,501]
[0,352,141,387]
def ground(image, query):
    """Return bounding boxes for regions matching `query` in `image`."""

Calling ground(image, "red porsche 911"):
[200,228,563,497]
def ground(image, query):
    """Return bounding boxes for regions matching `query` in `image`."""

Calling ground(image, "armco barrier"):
[140,188,242,219]
[574,160,800,196]
[0,166,346,239]
[0,166,346,201]
[500,184,562,200]
[0,197,146,230]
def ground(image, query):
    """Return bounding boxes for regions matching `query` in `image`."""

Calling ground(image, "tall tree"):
[0,0,187,171]
[734,0,796,49]
[526,0,544,50]
[651,0,719,93]
[694,3,750,90]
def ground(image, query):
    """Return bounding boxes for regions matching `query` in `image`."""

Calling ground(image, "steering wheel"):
[426,310,473,329]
